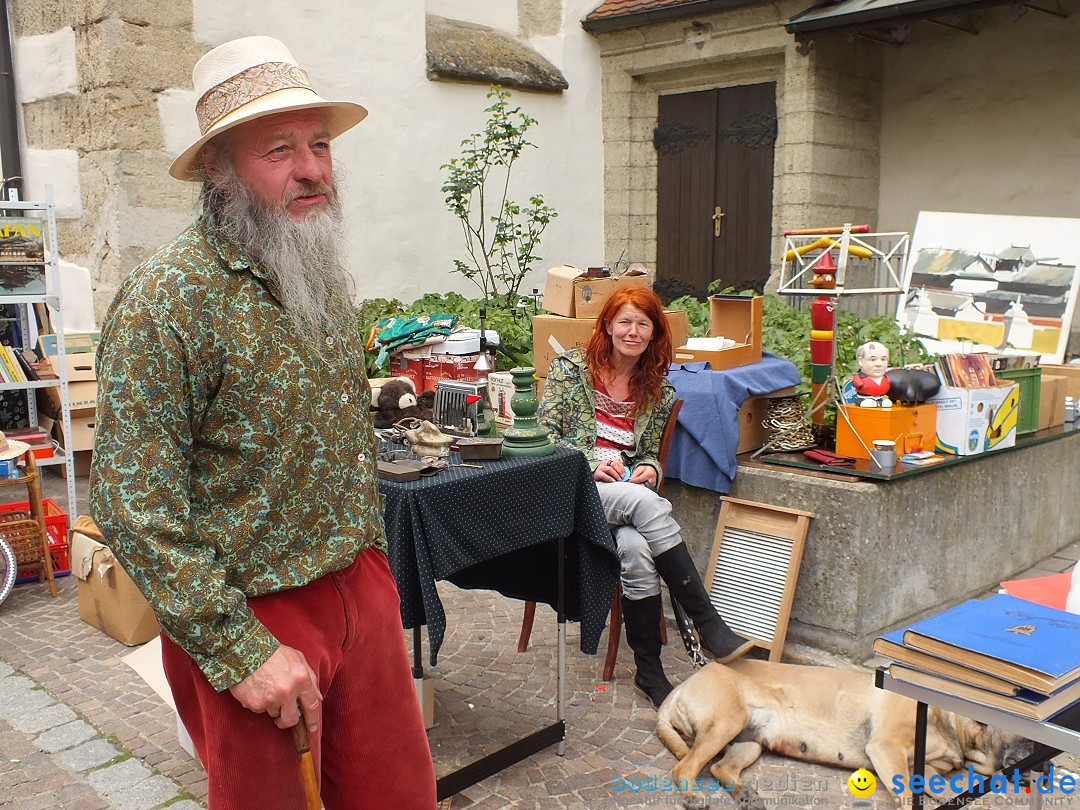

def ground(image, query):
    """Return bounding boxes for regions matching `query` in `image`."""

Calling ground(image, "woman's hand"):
[593,459,626,482]
[628,465,657,487]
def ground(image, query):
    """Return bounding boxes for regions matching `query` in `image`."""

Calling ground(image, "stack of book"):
[934,353,997,388]
[875,593,1080,721]
[0,344,39,384]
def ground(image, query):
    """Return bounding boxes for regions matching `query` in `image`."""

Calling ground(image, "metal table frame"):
[876,666,1080,809]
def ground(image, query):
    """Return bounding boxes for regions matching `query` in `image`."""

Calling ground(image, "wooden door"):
[655,83,777,300]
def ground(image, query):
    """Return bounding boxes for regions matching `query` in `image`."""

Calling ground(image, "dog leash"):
[670,597,709,670]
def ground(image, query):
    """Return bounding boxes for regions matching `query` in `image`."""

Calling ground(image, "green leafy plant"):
[441,86,557,308]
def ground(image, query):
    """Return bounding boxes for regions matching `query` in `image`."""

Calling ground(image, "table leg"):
[557,534,566,757]
[913,700,927,810]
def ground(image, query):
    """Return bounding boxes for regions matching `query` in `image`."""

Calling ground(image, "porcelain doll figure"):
[853,341,893,408]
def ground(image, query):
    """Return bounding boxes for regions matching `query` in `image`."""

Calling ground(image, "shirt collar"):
[199,211,271,282]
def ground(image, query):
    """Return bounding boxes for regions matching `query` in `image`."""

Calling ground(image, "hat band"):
[196,62,314,134]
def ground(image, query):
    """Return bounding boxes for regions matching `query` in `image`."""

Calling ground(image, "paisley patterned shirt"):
[537,350,674,486]
[89,213,384,691]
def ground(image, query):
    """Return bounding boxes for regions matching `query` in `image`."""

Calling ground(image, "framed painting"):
[897,211,1080,364]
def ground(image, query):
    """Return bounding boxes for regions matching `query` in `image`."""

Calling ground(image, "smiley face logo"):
[848,768,876,798]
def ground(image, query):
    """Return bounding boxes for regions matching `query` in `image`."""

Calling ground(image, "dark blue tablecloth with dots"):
[380,446,619,666]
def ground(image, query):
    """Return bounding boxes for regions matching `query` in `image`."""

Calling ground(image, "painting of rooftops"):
[897,211,1080,364]
[0,217,46,295]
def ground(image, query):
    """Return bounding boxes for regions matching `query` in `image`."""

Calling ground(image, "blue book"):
[902,594,1080,694]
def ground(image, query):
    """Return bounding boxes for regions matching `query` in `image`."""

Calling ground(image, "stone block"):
[86,757,153,794]
[15,27,78,103]
[10,0,108,36]
[23,87,163,151]
[78,21,205,91]
[58,738,122,772]
[8,701,76,734]
[117,150,198,210]
[35,719,96,753]
[116,0,194,27]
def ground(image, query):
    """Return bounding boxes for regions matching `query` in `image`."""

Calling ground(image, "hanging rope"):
[756,394,814,454]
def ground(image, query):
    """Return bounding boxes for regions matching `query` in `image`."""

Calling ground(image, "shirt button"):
[340,393,349,403]
[325,337,335,346]
[357,453,365,463]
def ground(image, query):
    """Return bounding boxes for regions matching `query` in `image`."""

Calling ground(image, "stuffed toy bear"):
[371,377,434,428]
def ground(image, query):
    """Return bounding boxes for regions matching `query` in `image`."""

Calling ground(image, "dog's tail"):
[656,697,691,759]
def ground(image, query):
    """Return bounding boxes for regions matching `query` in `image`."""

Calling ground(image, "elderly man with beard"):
[89,37,437,809]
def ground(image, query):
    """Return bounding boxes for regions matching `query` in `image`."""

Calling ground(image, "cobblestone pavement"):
[2,473,1079,809]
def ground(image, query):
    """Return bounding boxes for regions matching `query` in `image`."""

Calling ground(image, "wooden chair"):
[516,399,684,681]
[0,451,57,597]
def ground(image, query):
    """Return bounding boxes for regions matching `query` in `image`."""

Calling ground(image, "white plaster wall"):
[877,10,1080,234]
[184,0,604,304]
[13,27,77,103]
[425,0,518,31]
[23,149,81,219]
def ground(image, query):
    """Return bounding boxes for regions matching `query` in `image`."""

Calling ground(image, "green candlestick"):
[501,367,555,457]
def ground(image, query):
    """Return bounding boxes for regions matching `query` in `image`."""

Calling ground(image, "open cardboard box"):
[928,381,1019,455]
[673,295,763,371]
[543,265,650,318]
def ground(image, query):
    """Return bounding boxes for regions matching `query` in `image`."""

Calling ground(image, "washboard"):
[704,497,812,662]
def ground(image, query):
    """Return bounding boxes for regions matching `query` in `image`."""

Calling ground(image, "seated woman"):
[538,285,752,707]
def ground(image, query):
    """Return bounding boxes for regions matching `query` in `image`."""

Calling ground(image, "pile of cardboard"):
[533,266,690,392]
[36,332,99,477]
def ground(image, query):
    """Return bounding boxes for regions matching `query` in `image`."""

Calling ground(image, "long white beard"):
[208,169,357,343]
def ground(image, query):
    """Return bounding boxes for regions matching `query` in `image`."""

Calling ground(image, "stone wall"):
[591,3,882,291]
[665,432,1080,660]
[11,0,203,319]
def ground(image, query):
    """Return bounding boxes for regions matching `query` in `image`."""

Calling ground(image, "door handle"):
[712,206,725,238]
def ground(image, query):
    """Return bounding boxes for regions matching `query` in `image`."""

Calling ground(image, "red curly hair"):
[584,285,671,414]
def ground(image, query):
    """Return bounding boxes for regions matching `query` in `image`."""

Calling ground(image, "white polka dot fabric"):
[380,446,619,665]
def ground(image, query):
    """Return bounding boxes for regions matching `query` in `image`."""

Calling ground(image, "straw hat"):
[0,431,30,461]
[169,36,368,181]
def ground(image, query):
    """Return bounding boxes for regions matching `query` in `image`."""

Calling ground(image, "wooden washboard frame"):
[703,496,812,662]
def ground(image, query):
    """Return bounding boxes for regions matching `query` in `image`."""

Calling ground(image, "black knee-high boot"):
[622,594,674,708]
[654,544,753,664]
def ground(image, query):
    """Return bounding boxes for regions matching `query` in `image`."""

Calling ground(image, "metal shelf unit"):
[0,186,78,513]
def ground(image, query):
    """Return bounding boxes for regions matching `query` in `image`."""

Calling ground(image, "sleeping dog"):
[657,660,1033,806]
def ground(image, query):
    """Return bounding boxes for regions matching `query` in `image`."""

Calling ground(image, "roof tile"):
[586,0,701,21]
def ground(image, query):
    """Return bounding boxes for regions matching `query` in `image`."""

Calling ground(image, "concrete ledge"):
[666,430,1080,662]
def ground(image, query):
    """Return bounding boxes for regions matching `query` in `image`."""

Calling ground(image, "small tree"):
[441,86,557,310]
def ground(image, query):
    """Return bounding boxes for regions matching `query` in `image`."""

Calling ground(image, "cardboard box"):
[1039,365,1080,401]
[672,295,763,371]
[1040,374,1067,430]
[542,265,650,318]
[422,352,495,393]
[928,382,1019,456]
[72,530,160,645]
[735,388,797,455]
[835,403,939,461]
[532,310,690,379]
[389,353,425,394]
[122,638,197,759]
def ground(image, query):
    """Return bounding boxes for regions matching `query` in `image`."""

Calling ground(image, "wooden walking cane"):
[292,704,321,810]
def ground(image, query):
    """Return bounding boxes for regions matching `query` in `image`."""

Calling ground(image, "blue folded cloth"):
[665,354,802,493]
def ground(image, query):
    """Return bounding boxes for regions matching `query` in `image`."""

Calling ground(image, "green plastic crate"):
[995,366,1042,434]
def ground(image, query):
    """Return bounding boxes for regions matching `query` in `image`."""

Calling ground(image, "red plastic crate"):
[5,498,70,582]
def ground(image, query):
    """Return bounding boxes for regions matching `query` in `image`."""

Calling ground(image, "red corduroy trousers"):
[160,547,437,809]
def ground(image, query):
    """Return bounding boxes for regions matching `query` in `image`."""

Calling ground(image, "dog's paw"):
[732,786,766,810]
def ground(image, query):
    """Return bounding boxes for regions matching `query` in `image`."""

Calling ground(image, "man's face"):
[225,109,333,220]
[859,345,889,378]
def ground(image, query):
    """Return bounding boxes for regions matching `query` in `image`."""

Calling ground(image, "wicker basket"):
[0,510,47,566]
